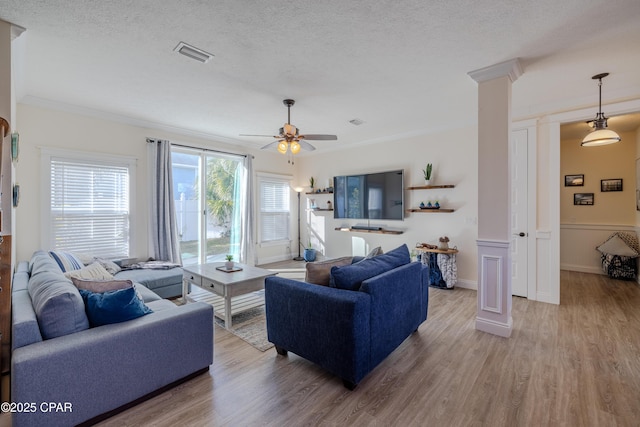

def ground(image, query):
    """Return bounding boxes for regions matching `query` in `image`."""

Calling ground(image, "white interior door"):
[511,129,529,297]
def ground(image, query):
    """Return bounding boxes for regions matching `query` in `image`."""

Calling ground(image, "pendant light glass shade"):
[581,72,621,147]
[581,128,621,147]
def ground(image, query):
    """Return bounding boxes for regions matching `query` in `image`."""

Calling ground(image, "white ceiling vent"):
[174,42,214,64]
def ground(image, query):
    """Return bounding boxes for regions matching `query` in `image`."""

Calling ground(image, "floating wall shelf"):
[335,227,403,235]
[407,208,455,213]
[407,184,455,190]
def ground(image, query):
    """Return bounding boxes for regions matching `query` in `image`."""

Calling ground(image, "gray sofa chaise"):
[11,251,214,427]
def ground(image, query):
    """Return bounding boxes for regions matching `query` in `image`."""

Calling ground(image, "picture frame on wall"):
[574,193,594,206]
[601,178,623,192]
[565,174,584,186]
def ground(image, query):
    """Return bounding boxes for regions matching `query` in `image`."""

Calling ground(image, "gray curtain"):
[239,155,255,265]
[147,138,181,264]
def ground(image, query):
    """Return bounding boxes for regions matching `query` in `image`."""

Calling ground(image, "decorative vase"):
[304,248,316,262]
[425,179,431,186]
[439,242,449,250]
[225,261,234,269]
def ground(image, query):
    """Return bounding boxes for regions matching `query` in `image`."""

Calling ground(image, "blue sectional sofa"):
[265,244,428,389]
[11,251,214,427]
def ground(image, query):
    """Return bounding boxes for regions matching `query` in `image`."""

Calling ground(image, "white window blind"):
[259,176,290,243]
[48,156,131,258]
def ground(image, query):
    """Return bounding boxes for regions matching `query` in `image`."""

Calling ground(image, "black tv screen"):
[333,170,404,220]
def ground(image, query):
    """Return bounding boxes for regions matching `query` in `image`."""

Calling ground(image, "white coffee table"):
[182,262,276,329]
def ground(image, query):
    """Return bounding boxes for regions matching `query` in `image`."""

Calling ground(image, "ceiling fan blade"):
[260,141,280,150]
[299,134,337,141]
[240,134,279,138]
[298,140,316,151]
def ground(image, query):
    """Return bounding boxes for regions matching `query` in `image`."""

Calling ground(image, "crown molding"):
[11,24,26,40]
[19,95,259,149]
[468,58,523,84]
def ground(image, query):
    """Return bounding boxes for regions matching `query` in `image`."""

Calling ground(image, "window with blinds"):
[46,153,133,258]
[258,174,291,244]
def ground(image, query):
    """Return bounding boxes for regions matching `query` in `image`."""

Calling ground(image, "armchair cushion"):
[330,244,410,291]
[305,256,353,286]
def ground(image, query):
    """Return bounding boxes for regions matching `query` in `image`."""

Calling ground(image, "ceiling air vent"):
[174,42,214,64]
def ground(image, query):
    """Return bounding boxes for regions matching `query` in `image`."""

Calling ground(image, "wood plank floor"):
[88,270,640,426]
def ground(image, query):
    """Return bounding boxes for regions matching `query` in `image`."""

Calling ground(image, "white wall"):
[14,103,299,263]
[295,125,479,288]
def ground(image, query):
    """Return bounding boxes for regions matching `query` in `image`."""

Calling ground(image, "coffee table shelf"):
[189,288,265,322]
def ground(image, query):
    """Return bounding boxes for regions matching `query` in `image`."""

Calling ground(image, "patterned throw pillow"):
[93,258,122,275]
[48,251,84,273]
[64,262,114,280]
[596,234,639,258]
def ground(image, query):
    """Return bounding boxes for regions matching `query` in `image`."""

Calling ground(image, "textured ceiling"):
[2,0,640,153]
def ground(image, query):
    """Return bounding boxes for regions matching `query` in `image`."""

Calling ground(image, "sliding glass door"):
[171,148,244,266]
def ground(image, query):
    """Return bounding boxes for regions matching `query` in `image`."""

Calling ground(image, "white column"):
[468,59,523,338]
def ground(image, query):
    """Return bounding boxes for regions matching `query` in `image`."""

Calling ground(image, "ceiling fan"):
[240,99,337,160]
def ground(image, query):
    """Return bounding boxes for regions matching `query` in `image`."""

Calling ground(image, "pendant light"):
[581,73,621,147]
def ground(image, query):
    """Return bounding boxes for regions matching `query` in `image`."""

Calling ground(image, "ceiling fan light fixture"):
[581,73,621,147]
[283,123,297,136]
[290,141,301,154]
[277,140,288,154]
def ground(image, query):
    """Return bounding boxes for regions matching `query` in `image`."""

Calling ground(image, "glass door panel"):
[172,148,243,265]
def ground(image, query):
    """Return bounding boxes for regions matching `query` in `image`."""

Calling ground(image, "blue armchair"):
[265,245,428,389]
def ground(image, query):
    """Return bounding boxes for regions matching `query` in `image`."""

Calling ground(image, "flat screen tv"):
[333,169,404,221]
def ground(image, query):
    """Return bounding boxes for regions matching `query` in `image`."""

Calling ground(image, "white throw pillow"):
[64,262,114,280]
[596,235,639,257]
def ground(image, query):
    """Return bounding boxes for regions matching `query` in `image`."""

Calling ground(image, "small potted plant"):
[423,163,433,186]
[304,241,316,262]
[224,254,234,270]
[438,236,450,250]
[309,176,315,192]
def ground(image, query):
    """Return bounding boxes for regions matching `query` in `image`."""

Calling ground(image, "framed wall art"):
[574,193,594,206]
[565,174,584,186]
[601,178,622,192]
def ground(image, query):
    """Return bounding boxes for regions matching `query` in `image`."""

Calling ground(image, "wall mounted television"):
[333,169,404,221]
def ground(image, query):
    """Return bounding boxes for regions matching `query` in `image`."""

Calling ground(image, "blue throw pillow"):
[330,244,411,291]
[79,286,153,327]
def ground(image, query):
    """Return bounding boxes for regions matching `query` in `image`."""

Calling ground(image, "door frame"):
[544,98,640,305]
[512,119,538,300]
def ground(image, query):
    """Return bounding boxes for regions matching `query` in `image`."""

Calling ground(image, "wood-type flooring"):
[87,270,640,426]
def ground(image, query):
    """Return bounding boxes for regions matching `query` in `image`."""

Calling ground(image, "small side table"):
[415,247,459,289]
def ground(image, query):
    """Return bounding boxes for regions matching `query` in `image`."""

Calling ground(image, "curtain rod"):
[147,138,253,159]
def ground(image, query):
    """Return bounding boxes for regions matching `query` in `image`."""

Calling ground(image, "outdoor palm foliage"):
[205,158,238,232]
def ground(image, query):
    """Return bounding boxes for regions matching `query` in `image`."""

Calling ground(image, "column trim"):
[468,58,523,83]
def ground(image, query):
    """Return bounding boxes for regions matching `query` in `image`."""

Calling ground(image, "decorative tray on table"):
[216,266,243,273]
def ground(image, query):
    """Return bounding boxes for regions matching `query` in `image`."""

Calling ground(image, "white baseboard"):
[456,279,477,290]
[475,316,512,338]
[256,254,292,265]
[560,263,604,275]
